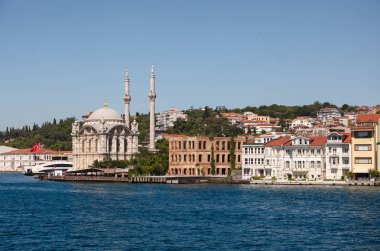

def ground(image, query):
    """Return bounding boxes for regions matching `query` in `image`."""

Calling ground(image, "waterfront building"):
[325,132,351,180]
[156,108,188,131]
[350,114,380,179]
[242,135,327,181]
[242,133,284,180]
[242,142,265,179]
[0,148,71,171]
[72,66,157,169]
[166,135,248,176]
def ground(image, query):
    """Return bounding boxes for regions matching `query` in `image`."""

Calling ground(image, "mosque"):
[71,66,157,169]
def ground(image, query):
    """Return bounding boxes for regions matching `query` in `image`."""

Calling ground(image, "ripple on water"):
[0,173,380,250]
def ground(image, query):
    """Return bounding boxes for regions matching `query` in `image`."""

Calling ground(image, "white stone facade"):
[156,108,187,131]
[71,105,139,170]
[325,132,351,180]
[242,136,328,181]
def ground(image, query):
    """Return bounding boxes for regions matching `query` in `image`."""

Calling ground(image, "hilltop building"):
[317,107,341,122]
[156,108,187,131]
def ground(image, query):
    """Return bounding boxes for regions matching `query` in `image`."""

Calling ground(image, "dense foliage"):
[167,106,244,137]
[228,101,352,119]
[0,118,74,150]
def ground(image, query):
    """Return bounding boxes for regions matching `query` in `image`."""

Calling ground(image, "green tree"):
[211,144,215,175]
[229,137,235,176]
[369,168,379,179]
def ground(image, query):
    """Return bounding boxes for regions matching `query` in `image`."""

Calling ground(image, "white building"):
[317,107,341,121]
[242,133,283,180]
[325,132,351,180]
[0,148,71,171]
[242,135,328,181]
[290,117,314,129]
[72,66,157,169]
[156,108,187,131]
[242,143,265,180]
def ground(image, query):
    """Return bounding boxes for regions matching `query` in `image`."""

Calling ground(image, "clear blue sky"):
[0,0,379,130]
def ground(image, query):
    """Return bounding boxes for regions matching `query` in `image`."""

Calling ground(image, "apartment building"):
[350,114,380,179]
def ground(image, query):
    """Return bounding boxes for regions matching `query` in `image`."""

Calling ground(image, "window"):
[343,147,349,153]
[285,161,290,169]
[311,161,315,168]
[354,144,372,151]
[317,161,321,169]
[355,158,372,164]
[244,158,248,165]
[198,141,202,149]
[343,158,349,165]
[354,131,372,138]
[198,154,202,162]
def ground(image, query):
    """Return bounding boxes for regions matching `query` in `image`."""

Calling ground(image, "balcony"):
[342,165,350,170]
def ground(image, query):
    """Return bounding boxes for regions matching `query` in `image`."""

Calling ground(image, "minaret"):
[124,67,131,128]
[149,65,156,151]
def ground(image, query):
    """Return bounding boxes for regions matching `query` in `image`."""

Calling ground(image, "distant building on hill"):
[156,108,187,131]
[317,107,341,122]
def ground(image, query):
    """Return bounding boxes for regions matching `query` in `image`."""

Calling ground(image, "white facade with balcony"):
[243,136,328,181]
[242,144,266,180]
[325,133,351,180]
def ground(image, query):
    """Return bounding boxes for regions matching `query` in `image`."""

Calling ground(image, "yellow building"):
[350,114,380,179]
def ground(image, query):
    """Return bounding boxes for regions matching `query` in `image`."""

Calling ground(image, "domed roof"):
[87,101,123,122]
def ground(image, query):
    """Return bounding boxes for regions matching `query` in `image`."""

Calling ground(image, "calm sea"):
[0,173,379,250]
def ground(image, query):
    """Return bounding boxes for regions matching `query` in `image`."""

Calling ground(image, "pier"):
[38,174,249,184]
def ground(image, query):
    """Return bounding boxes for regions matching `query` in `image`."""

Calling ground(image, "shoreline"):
[35,174,379,186]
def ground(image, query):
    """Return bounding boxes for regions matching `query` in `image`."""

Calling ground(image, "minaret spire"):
[124,67,131,128]
[149,64,156,151]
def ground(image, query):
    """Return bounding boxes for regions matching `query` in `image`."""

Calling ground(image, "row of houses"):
[165,114,380,181]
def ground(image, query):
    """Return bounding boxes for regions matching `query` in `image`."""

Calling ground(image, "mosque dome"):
[87,100,123,122]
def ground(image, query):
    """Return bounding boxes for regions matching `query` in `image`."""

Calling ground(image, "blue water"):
[0,173,380,250]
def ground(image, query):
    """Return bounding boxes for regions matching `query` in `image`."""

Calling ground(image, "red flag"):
[31,143,40,152]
